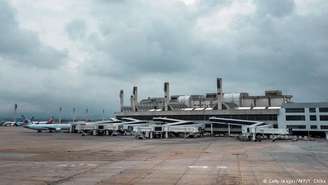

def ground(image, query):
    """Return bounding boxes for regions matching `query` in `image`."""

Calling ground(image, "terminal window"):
[285,108,305,113]
[320,125,328,129]
[309,108,316,113]
[286,115,306,121]
[319,107,328,112]
[310,115,317,121]
[311,125,317,129]
[286,125,306,129]
[320,115,328,121]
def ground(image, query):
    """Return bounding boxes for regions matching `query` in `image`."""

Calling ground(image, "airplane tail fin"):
[47,117,54,124]
[22,118,33,127]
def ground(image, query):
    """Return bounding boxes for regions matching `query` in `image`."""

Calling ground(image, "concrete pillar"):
[164,82,170,111]
[252,127,256,141]
[326,132,328,140]
[165,126,169,139]
[120,90,124,112]
[150,132,153,139]
[211,123,213,136]
[217,78,223,110]
[228,123,231,136]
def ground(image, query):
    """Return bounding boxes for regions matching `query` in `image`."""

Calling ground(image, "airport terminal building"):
[278,102,328,136]
[114,78,328,137]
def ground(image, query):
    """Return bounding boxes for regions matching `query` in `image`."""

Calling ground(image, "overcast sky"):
[0,0,327,119]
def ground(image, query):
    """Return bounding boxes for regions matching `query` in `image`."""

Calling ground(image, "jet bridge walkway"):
[135,117,205,139]
[209,117,289,141]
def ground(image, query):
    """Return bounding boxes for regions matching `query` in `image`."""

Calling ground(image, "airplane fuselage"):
[24,123,71,132]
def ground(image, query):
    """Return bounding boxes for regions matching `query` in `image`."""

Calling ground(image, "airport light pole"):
[73,107,76,123]
[85,108,89,121]
[14,104,18,123]
[59,107,62,124]
[102,109,105,121]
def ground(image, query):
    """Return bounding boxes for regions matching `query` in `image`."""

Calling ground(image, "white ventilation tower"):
[217,78,223,110]
[133,86,138,111]
[119,90,124,112]
[164,82,170,111]
[130,95,135,112]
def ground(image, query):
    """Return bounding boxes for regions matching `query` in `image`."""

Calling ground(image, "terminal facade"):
[114,78,328,137]
[278,102,328,136]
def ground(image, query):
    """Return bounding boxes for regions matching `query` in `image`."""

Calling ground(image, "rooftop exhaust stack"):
[119,90,124,112]
[164,82,170,111]
[132,86,138,111]
[217,78,223,110]
[130,95,135,112]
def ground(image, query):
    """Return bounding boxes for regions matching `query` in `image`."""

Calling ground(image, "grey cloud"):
[191,3,328,100]
[66,0,328,103]
[255,0,295,17]
[66,19,87,41]
[79,1,196,78]
[1,0,328,119]
[0,0,67,68]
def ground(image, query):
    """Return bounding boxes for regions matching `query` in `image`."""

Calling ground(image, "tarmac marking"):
[217,166,227,169]
[56,163,97,168]
[87,164,97,167]
[188,165,208,169]
[57,164,68,167]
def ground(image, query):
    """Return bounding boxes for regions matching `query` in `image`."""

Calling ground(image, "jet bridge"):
[136,117,204,139]
[209,117,289,141]
[92,117,149,136]
[73,118,121,135]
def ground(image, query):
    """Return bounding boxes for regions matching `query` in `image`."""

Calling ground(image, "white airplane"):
[1,115,28,127]
[23,121,71,132]
[1,121,26,127]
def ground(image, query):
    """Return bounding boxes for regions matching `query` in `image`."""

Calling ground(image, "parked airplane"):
[1,115,27,127]
[23,121,71,132]
[1,121,17,127]
[31,117,54,125]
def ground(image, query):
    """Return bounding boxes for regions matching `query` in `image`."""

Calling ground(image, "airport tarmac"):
[0,127,327,185]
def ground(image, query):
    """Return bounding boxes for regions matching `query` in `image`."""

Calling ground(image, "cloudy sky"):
[0,0,327,119]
